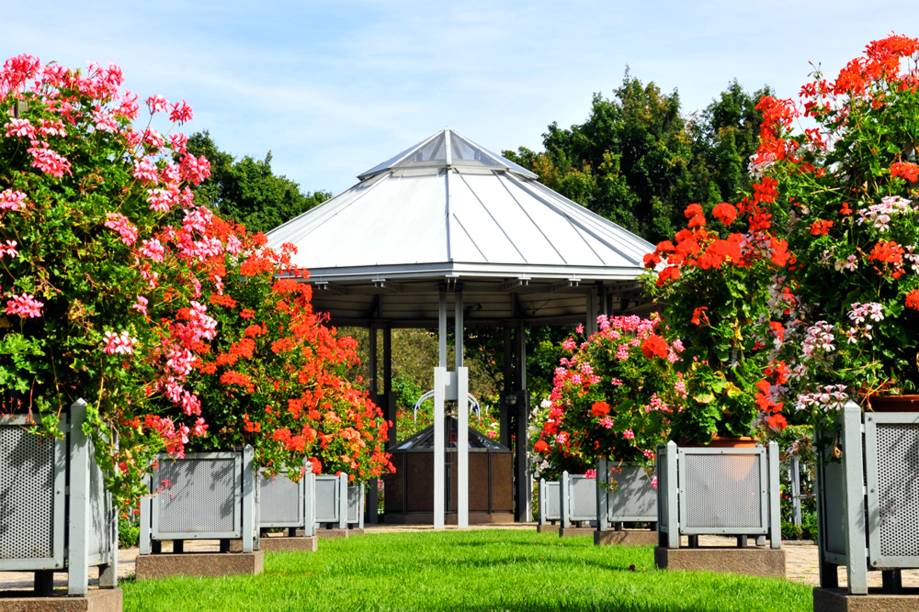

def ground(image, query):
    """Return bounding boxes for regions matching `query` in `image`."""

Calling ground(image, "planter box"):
[536,478,561,527]
[816,402,919,595]
[656,440,781,548]
[538,464,657,533]
[258,465,316,537]
[314,474,364,530]
[139,446,257,553]
[0,400,118,596]
[597,461,657,526]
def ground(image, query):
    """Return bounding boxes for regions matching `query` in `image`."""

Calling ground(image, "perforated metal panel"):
[0,419,64,568]
[608,465,657,522]
[87,446,114,562]
[153,454,241,537]
[314,476,340,523]
[347,485,362,523]
[865,415,919,568]
[679,450,766,533]
[259,472,304,528]
[568,475,597,521]
[544,481,560,520]
[821,456,847,557]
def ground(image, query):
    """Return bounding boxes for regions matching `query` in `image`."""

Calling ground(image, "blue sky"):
[2,1,917,194]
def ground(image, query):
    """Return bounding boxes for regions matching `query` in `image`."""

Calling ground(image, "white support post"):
[303,462,316,537]
[538,478,546,525]
[596,458,609,532]
[560,471,570,530]
[433,290,448,530]
[338,473,348,530]
[664,441,680,548]
[139,475,153,555]
[67,400,90,596]
[841,402,868,594]
[455,287,469,528]
[457,366,469,528]
[767,441,782,549]
[433,367,446,529]
[242,445,255,552]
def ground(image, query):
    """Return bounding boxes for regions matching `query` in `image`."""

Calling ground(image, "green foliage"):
[187,132,329,234]
[123,530,812,611]
[505,75,770,243]
[118,514,139,548]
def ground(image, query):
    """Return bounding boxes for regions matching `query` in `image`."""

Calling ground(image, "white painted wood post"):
[455,287,469,528]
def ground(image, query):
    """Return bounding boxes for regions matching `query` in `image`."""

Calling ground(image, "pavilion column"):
[383,324,394,445]
[499,330,513,448]
[365,325,379,524]
[454,287,468,528]
[433,292,447,529]
[514,322,530,522]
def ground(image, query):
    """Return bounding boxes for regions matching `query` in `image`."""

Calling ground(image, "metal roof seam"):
[455,171,528,264]
[503,172,646,266]
[493,172,568,265]
[451,212,489,263]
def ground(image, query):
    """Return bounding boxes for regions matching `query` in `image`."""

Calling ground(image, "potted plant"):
[756,35,919,597]
[140,227,392,557]
[643,164,791,556]
[0,55,217,598]
[533,315,680,541]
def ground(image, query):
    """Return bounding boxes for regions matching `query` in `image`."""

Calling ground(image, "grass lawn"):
[123,530,811,611]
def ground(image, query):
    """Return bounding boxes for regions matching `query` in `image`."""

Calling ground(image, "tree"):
[187,132,329,233]
[505,75,771,244]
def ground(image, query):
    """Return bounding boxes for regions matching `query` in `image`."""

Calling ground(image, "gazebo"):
[266,129,653,528]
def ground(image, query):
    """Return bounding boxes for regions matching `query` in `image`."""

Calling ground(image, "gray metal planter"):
[0,400,118,595]
[537,478,561,525]
[656,440,781,548]
[538,465,657,531]
[816,401,919,594]
[536,472,597,528]
[314,473,364,529]
[595,461,657,529]
[139,446,257,553]
[258,465,316,537]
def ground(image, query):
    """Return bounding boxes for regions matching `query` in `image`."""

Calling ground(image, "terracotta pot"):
[866,394,919,412]
[708,435,759,448]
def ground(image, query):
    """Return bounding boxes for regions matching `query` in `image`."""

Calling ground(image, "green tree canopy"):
[505,75,771,243]
[187,131,329,233]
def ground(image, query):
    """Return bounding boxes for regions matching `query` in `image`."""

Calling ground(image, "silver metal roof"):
[266,129,653,325]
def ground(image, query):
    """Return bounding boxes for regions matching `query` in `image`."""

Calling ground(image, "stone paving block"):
[134,552,264,580]
[558,527,595,537]
[654,546,786,578]
[0,588,122,612]
[813,587,919,612]
[594,530,658,546]
[259,536,318,552]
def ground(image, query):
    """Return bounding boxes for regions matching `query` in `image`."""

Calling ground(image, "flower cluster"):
[644,182,795,442]
[533,315,680,472]
[0,55,391,502]
[757,35,919,415]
